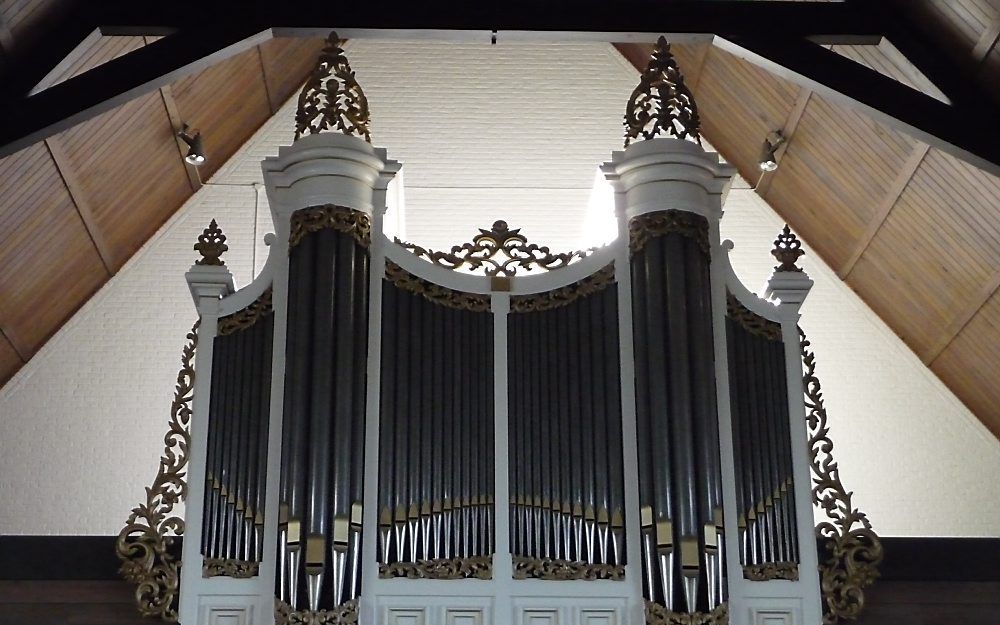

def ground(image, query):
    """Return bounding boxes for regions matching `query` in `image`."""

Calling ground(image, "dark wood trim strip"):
[42,137,115,275]
[839,142,929,280]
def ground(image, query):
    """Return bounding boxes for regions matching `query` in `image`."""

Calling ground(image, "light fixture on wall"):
[758,130,785,172]
[178,124,206,166]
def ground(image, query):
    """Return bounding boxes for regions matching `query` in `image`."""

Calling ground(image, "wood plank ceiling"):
[0,2,324,384]
[0,1,997,438]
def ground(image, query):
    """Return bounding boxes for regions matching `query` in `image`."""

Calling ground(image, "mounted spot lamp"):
[178,124,206,166]
[758,130,785,172]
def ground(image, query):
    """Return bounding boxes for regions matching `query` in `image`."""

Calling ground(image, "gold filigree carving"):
[218,288,274,336]
[294,31,371,143]
[802,328,882,624]
[510,264,616,313]
[773,224,804,272]
[743,561,800,582]
[624,37,701,147]
[194,220,228,266]
[396,220,596,276]
[385,260,490,312]
[726,292,782,341]
[645,601,728,625]
[512,555,625,581]
[289,205,371,249]
[275,598,359,625]
[378,555,493,580]
[203,558,260,578]
[629,210,709,257]
[116,322,199,622]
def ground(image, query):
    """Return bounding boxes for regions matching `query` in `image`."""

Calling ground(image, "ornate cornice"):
[396,220,596,277]
[294,31,371,143]
[275,598,359,625]
[743,561,800,582]
[194,220,227,266]
[202,558,259,578]
[726,292,782,341]
[115,322,198,622]
[217,288,273,336]
[510,264,615,313]
[289,205,371,249]
[645,601,728,625]
[802,328,882,624]
[378,555,493,580]
[624,36,701,147]
[628,210,709,257]
[385,260,490,312]
[512,555,624,581]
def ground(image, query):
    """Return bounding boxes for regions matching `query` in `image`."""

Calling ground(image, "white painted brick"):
[0,41,995,538]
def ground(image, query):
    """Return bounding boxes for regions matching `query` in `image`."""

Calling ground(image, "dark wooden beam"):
[0,24,273,158]
[717,35,1000,177]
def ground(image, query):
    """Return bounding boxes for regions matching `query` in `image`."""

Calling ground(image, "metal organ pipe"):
[377,268,495,579]
[277,213,370,613]
[629,212,724,614]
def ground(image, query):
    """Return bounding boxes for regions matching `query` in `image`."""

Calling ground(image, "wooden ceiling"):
[0,1,997,437]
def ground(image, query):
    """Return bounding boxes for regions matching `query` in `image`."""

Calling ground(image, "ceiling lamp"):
[178,124,206,166]
[758,130,785,172]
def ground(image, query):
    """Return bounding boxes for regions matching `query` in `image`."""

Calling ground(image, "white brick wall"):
[0,41,996,536]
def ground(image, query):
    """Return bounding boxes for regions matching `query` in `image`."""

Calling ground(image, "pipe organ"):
[174,34,825,625]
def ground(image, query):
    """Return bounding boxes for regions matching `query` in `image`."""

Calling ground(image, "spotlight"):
[758,130,785,172]
[178,124,206,166]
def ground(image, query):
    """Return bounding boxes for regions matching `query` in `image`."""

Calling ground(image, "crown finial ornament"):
[772,224,804,272]
[194,219,228,266]
[624,36,701,147]
[294,31,372,142]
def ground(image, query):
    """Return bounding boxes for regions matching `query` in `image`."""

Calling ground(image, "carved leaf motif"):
[628,209,709,257]
[510,264,616,313]
[624,37,701,147]
[289,205,372,249]
[275,598,360,625]
[801,328,883,624]
[378,555,493,580]
[217,288,274,335]
[645,601,728,625]
[202,558,260,578]
[115,322,199,622]
[385,261,490,312]
[396,220,596,276]
[511,555,624,581]
[294,32,371,142]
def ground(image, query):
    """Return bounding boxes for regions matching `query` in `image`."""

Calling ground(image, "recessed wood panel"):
[0,333,22,385]
[55,92,192,270]
[258,37,326,110]
[931,289,1000,438]
[694,47,800,182]
[0,144,107,356]
[846,148,1000,358]
[169,48,272,180]
[765,94,918,269]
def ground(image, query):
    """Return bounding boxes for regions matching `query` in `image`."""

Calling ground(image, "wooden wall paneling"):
[693,47,800,184]
[54,92,192,270]
[257,37,327,112]
[845,148,1000,359]
[831,40,948,101]
[931,289,1000,437]
[0,143,107,357]
[168,47,273,181]
[763,93,918,269]
[0,331,23,385]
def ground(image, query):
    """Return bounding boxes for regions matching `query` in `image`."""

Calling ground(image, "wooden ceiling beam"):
[0,1,883,159]
[754,87,812,197]
[837,142,929,280]
[926,272,1000,366]
[717,34,1000,177]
